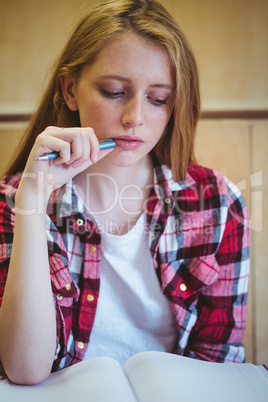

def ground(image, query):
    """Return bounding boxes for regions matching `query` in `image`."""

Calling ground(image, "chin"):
[110,160,135,168]
[107,152,143,168]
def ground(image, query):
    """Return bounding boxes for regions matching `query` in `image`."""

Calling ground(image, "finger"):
[71,129,99,167]
[38,126,103,167]
[96,147,115,162]
[89,133,101,164]
[41,127,95,166]
[66,132,83,166]
[71,132,89,168]
[80,131,91,163]
[34,134,71,164]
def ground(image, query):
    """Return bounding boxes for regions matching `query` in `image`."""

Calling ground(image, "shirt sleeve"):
[184,179,250,363]
[0,177,17,305]
[0,175,66,369]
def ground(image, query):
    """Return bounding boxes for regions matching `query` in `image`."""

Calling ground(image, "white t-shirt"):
[84,212,178,365]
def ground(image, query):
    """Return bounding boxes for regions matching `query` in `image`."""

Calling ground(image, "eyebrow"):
[96,74,174,90]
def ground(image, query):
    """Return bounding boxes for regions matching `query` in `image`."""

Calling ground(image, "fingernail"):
[91,153,99,163]
[72,161,82,168]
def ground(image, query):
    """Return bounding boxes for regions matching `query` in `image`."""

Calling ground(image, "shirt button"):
[87,294,94,302]
[65,284,71,291]
[89,246,96,253]
[165,197,171,204]
[57,293,63,300]
[180,283,187,292]
[76,218,84,226]
[77,342,84,349]
[151,234,156,240]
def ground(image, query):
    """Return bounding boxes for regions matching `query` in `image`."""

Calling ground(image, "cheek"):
[151,110,172,132]
[79,98,113,128]
[150,112,172,144]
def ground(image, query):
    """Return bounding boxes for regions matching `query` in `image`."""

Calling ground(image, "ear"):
[60,69,79,111]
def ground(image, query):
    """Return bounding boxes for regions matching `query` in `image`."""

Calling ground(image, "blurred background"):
[0,0,267,365]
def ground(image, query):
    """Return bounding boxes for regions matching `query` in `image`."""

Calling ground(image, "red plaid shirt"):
[0,153,250,371]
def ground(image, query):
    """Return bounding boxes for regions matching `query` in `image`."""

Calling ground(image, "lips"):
[112,135,144,150]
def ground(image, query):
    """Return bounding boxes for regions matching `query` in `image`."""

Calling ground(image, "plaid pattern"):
[0,153,250,371]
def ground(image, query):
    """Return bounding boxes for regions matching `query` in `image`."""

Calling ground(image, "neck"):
[74,155,154,218]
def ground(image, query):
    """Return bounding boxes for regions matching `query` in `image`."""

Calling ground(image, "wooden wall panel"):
[0,0,267,114]
[0,123,26,177]
[167,0,268,111]
[251,123,268,365]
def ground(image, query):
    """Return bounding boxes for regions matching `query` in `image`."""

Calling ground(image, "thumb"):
[92,147,115,163]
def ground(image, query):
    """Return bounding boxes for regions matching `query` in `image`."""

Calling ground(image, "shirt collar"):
[151,151,196,200]
[47,179,84,220]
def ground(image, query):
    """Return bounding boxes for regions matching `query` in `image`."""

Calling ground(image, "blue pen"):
[35,139,116,160]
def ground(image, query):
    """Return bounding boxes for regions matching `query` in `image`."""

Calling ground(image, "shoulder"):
[163,162,248,224]
[187,162,224,184]
[0,173,22,213]
[0,173,22,194]
[184,162,246,208]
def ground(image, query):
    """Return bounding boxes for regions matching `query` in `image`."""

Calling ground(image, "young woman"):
[0,0,249,385]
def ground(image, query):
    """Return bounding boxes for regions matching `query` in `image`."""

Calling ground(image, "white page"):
[237,363,268,401]
[0,357,137,402]
[124,351,268,402]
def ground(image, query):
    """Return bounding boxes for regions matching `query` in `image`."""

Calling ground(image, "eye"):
[101,89,125,98]
[148,97,168,106]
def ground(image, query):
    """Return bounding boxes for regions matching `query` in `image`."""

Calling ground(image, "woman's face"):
[64,32,175,167]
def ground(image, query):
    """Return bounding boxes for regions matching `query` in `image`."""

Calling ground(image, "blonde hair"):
[7,0,200,181]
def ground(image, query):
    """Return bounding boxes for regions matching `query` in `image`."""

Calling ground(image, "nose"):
[121,95,144,128]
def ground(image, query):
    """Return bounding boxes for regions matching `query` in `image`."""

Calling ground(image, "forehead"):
[83,32,174,84]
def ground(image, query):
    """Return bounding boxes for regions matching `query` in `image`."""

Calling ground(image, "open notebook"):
[1,351,267,402]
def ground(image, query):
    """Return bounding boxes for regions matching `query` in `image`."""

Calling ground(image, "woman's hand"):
[16,126,114,209]
[0,126,116,383]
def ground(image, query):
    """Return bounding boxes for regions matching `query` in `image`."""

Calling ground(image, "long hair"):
[6,0,200,181]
